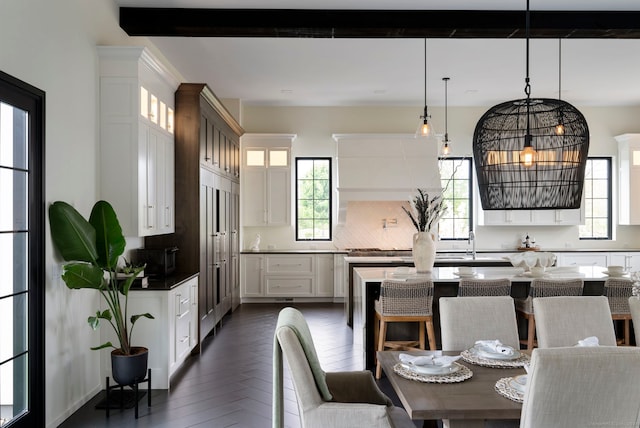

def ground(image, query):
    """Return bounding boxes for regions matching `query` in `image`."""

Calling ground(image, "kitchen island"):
[353,266,611,370]
[343,254,512,326]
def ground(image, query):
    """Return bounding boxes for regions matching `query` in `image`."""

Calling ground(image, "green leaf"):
[131,313,155,325]
[48,201,98,264]
[62,263,105,290]
[89,200,125,271]
[118,265,146,296]
[88,309,112,330]
[90,342,114,351]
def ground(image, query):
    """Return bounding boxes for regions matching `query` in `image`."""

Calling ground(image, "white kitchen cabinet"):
[316,254,335,297]
[98,46,178,237]
[240,253,335,301]
[609,252,640,272]
[556,252,609,267]
[240,254,264,297]
[616,134,640,225]
[478,210,533,226]
[241,134,296,227]
[333,254,347,301]
[478,208,583,226]
[101,275,199,389]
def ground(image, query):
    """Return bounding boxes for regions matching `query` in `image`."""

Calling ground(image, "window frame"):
[0,69,45,427]
[579,156,612,240]
[295,157,332,241]
[438,156,474,241]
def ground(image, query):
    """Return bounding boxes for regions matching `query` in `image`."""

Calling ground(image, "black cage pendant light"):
[472,0,589,210]
[441,77,451,155]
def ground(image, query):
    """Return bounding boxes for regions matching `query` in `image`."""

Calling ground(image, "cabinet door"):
[267,168,291,225]
[316,254,335,297]
[557,252,608,267]
[479,210,532,226]
[242,168,267,226]
[173,284,192,363]
[333,254,346,299]
[155,130,175,234]
[189,278,199,349]
[609,253,640,271]
[531,208,584,225]
[139,123,157,235]
[241,254,264,297]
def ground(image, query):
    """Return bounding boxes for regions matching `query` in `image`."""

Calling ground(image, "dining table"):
[377,350,527,428]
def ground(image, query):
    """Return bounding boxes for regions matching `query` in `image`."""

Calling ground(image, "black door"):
[0,70,45,427]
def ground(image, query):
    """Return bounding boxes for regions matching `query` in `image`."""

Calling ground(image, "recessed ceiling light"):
[465,89,479,94]
[280,89,293,94]
[373,89,386,94]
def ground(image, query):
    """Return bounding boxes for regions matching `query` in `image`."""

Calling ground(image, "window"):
[296,158,331,241]
[438,157,473,240]
[0,70,45,427]
[579,157,612,239]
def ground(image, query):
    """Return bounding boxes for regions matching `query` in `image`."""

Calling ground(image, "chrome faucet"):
[468,230,476,260]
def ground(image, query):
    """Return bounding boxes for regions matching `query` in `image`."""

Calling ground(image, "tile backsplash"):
[333,201,415,250]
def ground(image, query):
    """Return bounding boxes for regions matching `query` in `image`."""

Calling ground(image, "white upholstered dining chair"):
[532,296,616,348]
[273,307,414,428]
[520,346,640,428]
[439,296,520,351]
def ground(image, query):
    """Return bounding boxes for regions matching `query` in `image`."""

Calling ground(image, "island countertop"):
[353,265,611,282]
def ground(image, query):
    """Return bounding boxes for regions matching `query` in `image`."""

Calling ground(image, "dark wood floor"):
[58,303,420,428]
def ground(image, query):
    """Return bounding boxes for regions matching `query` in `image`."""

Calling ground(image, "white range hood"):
[334,133,442,224]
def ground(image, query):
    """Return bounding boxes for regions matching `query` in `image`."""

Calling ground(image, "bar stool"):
[374,279,436,379]
[457,278,511,297]
[604,278,634,345]
[515,278,584,350]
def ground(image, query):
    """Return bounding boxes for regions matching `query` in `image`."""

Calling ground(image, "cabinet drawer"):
[266,277,313,296]
[175,311,191,360]
[266,255,313,274]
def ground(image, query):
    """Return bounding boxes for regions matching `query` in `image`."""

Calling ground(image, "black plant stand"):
[104,368,151,419]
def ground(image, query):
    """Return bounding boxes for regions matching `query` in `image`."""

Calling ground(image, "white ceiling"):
[114,0,640,107]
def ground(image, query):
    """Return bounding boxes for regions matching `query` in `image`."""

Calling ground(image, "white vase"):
[413,231,436,273]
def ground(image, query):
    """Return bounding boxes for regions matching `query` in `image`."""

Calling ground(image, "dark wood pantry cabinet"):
[146,83,243,345]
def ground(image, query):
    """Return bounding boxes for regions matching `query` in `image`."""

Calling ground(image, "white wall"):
[241,104,640,251]
[0,1,181,426]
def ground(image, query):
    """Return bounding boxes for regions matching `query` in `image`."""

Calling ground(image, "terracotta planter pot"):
[111,346,148,386]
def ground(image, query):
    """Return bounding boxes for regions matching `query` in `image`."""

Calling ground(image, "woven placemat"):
[495,377,524,403]
[461,349,530,368]
[393,362,473,383]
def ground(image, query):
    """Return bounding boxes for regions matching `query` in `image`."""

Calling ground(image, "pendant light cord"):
[524,0,531,144]
[558,38,562,100]
[424,38,427,106]
[444,77,449,141]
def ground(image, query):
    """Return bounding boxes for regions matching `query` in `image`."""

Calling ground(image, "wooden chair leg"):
[419,322,426,349]
[376,320,387,379]
[624,319,630,346]
[426,319,437,351]
[527,315,536,350]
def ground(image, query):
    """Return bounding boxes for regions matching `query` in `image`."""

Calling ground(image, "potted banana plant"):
[48,200,154,385]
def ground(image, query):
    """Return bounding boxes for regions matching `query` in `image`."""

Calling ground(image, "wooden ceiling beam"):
[119,8,640,39]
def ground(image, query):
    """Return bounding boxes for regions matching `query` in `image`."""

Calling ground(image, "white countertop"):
[353,265,614,282]
[343,256,503,263]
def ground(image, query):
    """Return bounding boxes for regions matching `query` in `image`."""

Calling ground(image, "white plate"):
[602,270,629,277]
[454,272,477,278]
[472,345,521,361]
[402,363,460,375]
[508,375,528,393]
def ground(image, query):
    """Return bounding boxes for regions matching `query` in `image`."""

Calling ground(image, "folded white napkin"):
[576,336,599,347]
[399,353,460,367]
[475,339,515,356]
